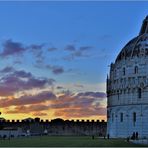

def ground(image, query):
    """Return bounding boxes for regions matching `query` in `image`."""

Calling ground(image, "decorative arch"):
[138,87,142,98]
[134,66,138,74]
[123,67,125,75]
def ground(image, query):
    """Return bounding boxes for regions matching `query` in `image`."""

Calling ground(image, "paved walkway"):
[130,139,148,145]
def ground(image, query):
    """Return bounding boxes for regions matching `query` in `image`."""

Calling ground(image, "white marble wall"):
[107,105,148,138]
[107,56,148,138]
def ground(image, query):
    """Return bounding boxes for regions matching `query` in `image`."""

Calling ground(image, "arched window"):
[135,66,138,74]
[123,68,125,76]
[138,88,142,98]
[117,90,120,100]
[114,70,116,77]
[112,113,114,122]
[120,113,123,122]
[133,112,136,126]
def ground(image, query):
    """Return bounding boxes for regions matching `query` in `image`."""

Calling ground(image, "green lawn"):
[0,136,146,147]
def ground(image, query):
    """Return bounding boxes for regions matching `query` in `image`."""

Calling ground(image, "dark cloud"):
[29,44,45,67]
[72,50,83,57]
[64,45,76,51]
[0,91,56,107]
[48,47,58,52]
[56,86,64,89]
[13,70,32,78]
[30,44,44,50]
[77,92,106,98]
[0,39,46,65]
[0,66,15,73]
[60,90,73,96]
[0,39,28,57]
[34,62,65,75]
[64,45,92,52]
[46,65,64,75]
[63,45,93,61]
[30,44,45,60]
[0,67,55,96]
[52,67,64,75]
[79,46,93,51]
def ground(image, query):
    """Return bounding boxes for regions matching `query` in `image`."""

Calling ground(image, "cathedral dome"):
[116,16,148,62]
[107,16,148,138]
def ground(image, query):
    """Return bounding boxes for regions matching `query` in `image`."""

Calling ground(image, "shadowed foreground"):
[0,136,146,147]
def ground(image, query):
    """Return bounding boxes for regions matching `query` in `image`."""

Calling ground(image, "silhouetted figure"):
[103,134,106,139]
[3,135,6,140]
[92,135,94,139]
[131,132,136,140]
[126,136,129,142]
[107,134,110,139]
[136,132,138,140]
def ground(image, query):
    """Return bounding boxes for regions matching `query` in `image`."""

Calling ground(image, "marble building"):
[107,16,148,138]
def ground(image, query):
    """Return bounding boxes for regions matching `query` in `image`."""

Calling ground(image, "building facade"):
[0,118,106,137]
[107,16,148,138]
[0,127,23,138]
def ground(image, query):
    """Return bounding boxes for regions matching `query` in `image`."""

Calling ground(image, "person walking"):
[136,132,138,140]
[107,134,110,139]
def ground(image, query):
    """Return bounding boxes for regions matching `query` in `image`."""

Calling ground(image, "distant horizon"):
[0,116,106,122]
[0,1,147,121]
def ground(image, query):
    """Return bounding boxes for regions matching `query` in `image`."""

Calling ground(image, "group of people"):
[92,132,138,141]
[131,132,139,140]
[127,132,139,142]
[103,134,110,139]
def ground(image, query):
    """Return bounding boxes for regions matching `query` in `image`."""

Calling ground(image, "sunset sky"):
[0,1,147,121]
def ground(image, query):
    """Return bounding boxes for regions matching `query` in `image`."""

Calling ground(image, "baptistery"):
[107,16,148,138]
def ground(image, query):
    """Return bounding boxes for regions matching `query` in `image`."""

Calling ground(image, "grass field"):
[0,136,146,147]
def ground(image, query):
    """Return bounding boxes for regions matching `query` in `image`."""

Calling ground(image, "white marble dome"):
[107,16,148,138]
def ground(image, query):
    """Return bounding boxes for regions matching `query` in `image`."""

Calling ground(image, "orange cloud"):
[1,90,106,121]
[0,91,56,107]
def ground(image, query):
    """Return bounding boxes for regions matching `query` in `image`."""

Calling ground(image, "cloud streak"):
[50,91,106,118]
[0,67,55,96]
[0,39,28,57]
[64,45,76,51]
[2,90,106,119]
[0,91,56,107]
[6,104,49,114]
[46,65,64,75]
[48,47,58,52]
[63,45,93,61]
